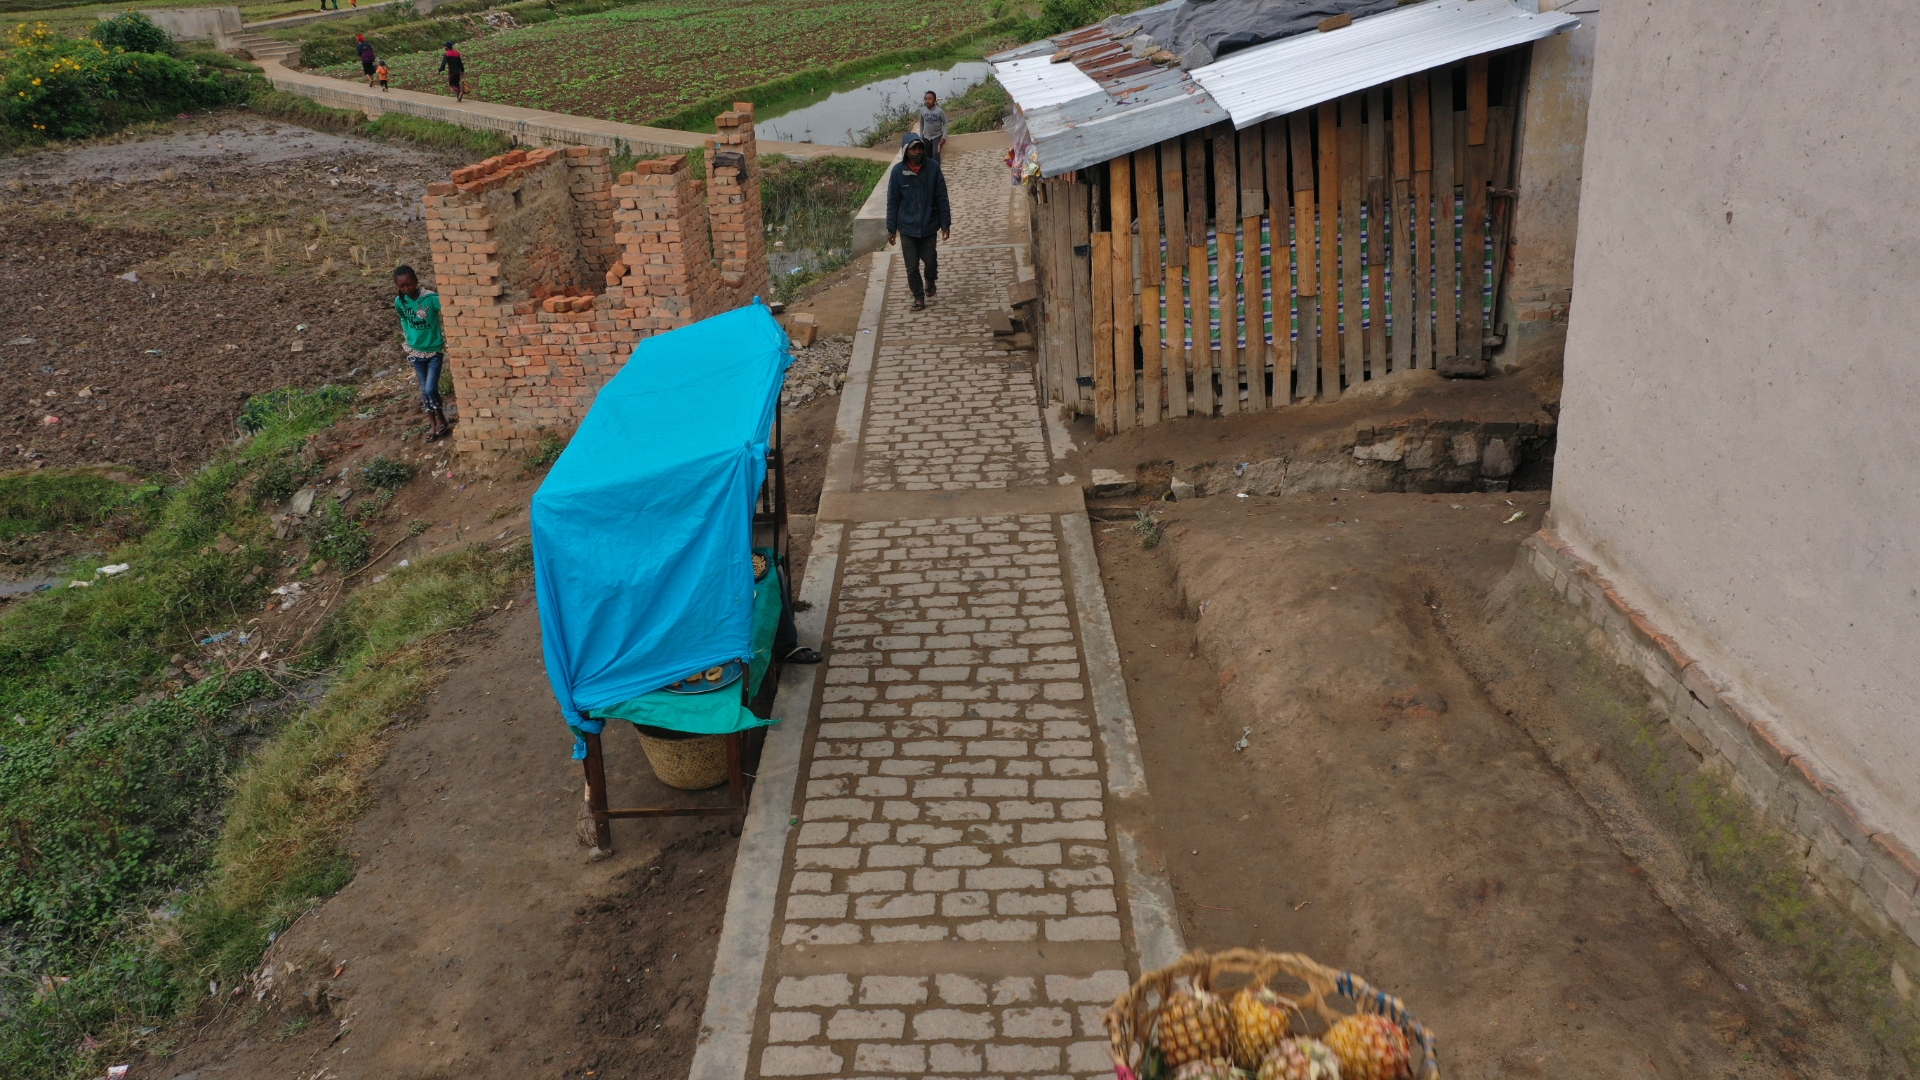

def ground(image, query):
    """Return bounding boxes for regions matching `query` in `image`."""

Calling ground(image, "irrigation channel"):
[752,61,992,147]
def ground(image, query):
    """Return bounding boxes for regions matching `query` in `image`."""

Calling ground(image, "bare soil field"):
[0,114,461,475]
[1094,490,1899,1077]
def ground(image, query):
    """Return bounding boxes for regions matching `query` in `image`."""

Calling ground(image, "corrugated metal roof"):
[991,0,1577,178]
[1190,0,1579,129]
[993,53,1105,110]
[990,12,1222,179]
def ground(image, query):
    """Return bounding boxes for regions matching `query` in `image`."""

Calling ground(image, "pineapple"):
[1255,1038,1342,1080]
[1172,1059,1243,1080]
[1323,1014,1412,1080]
[1230,986,1293,1067]
[1155,988,1237,1067]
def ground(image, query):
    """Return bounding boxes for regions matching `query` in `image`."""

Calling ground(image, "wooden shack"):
[990,0,1582,434]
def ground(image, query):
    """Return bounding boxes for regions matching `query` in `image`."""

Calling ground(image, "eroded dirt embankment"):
[1094,490,1890,1078]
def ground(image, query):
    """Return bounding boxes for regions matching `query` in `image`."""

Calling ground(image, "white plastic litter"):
[96,563,130,576]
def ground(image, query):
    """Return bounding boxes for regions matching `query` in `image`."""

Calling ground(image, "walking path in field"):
[253,57,895,162]
[689,148,1184,1080]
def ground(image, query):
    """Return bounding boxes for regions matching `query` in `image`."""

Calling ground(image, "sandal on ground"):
[910,299,926,311]
[780,647,823,664]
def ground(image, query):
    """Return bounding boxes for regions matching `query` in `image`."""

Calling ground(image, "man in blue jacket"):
[886,133,952,311]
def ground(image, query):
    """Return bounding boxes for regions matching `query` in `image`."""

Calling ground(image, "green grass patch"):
[0,371,532,1076]
[0,383,357,1078]
[167,540,530,992]
[243,84,512,156]
[0,468,160,542]
[761,153,885,303]
[1488,579,1920,1067]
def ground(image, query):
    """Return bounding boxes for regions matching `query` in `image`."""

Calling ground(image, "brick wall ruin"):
[422,105,771,457]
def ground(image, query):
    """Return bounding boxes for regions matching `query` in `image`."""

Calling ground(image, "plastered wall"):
[1552,0,1920,854]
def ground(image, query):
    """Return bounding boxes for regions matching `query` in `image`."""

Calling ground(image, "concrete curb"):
[823,251,889,497]
[1060,510,1188,972]
[850,147,902,258]
[688,521,844,1080]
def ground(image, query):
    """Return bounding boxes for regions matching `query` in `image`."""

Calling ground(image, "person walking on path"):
[357,35,377,87]
[393,266,452,441]
[376,58,389,91]
[438,42,466,103]
[918,90,948,160]
[885,132,950,311]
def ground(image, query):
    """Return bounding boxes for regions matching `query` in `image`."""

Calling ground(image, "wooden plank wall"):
[1037,55,1525,435]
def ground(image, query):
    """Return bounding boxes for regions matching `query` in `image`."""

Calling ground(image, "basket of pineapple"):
[1102,948,1438,1080]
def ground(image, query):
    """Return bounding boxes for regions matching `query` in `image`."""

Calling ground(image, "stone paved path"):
[694,147,1179,1080]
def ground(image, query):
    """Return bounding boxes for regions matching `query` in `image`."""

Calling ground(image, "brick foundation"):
[1522,527,1920,968]
[422,106,771,458]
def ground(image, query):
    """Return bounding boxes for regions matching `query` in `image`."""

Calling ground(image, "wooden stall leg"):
[582,731,614,851]
[725,732,748,835]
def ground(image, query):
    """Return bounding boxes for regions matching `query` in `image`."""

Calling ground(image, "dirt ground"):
[1,114,464,475]
[1094,490,1885,1078]
[131,218,865,1080]
[1068,360,1561,490]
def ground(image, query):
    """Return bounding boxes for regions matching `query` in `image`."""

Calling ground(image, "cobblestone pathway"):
[700,147,1171,1080]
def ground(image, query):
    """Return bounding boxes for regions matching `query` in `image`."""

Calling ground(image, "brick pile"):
[423,134,772,457]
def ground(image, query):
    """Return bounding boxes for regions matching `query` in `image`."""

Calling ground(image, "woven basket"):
[633,727,728,790]
[1103,948,1438,1080]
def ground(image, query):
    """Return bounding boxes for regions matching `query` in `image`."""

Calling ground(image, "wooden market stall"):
[991,0,1581,435]
[531,302,800,849]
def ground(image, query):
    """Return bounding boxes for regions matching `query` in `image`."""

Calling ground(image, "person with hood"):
[885,132,951,311]
[357,35,377,87]
[438,42,466,102]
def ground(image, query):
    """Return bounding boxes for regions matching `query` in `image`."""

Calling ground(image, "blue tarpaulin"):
[531,303,791,747]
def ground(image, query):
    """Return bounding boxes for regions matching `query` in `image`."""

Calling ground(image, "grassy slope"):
[0,389,529,1078]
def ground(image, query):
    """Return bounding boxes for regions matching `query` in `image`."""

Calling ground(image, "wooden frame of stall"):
[578,412,790,846]
[1027,49,1531,434]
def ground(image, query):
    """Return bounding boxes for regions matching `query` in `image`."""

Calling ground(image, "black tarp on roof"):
[1128,0,1404,68]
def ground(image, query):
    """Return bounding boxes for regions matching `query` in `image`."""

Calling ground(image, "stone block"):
[760,1045,842,1076]
[775,974,853,1008]
[767,1011,821,1042]
[914,1008,996,1040]
[859,975,930,1004]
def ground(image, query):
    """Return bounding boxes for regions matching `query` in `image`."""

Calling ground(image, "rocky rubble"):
[781,334,851,409]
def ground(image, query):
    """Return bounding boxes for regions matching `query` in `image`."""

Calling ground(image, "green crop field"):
[317,0,1007,125]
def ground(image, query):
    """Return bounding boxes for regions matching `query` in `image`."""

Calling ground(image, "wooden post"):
[1430,67,1458,369]
[1466,55,1490,147]
[1110,155,1135,431]
[1137,148,1164,425]
[1238,124,1267,410]
[1183,133,1208,259]
[1338,93,1364,392]
[1290,110,1319,401]
[1069,179,1095,413]
[1487,101,1518,348]
[1411,74,1434,369]
[1389,77,1414,374]
[1172,258,1192,418]
[1460,60,1490,369]
[582,732,613,849]
[1315,103,1339,397]
[1162,137,1187,266]
[1364,85,1387,380]
[1091,230,1114,434]
[1190,243,1213,415]
[1211,125,1239,415]
[1263,117,1293,405]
